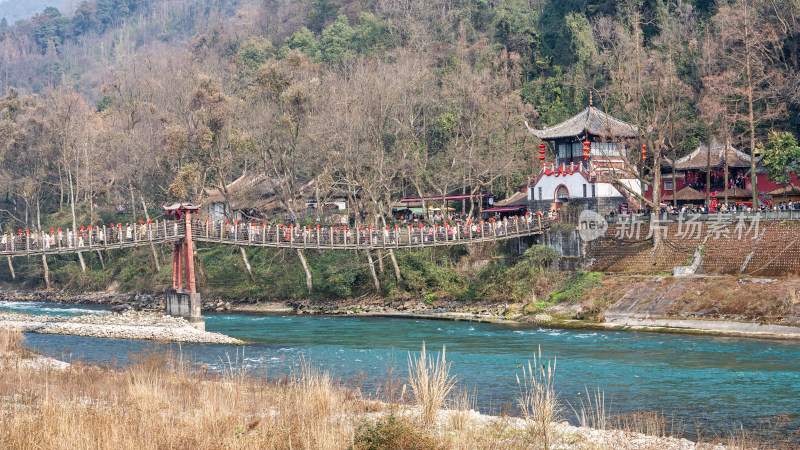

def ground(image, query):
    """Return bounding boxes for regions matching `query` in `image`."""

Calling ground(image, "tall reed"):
[407,342,456,427]
[516,346,560,449]
[0,327,23,353]
[571,386,607,430]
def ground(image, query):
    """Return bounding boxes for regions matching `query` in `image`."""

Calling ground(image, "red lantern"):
[642,144,647,158]
[57,228,61,233]
[147,219,151,224]
[538,143,546,162]
[583,140,590,147]
[50,228,54,233]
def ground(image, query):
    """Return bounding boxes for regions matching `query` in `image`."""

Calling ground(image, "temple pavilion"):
[525,104,643,214]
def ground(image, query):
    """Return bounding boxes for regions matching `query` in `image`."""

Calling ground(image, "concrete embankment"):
[0,311,243,344]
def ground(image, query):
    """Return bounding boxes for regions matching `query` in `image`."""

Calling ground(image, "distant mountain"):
[0,0,69,24]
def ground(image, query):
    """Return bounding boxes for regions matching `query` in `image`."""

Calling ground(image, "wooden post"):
[183,211,197,293]
[173,242,181,290]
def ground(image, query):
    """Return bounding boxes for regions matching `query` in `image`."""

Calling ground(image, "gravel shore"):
[0,311,243,344]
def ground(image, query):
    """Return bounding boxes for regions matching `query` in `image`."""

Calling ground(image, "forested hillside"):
[0,0,68,25]
[1,0,799,294]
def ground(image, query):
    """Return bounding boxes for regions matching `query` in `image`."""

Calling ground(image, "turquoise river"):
[2,301,799,441]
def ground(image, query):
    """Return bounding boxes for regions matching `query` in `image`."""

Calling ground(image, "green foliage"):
[492,0,539,60]
[315,15,355,63]
[352,13,397,56]
[564,13,598,66]
[278,27,317,59]
[308,0,340,33]
[95,95,113,112]
[549,271,603,304]
[350,416,441,450]
[236,37,273,70]
[759,131,800,185]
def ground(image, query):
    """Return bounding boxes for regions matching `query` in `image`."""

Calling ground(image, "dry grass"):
[448,387,476,432]
[571,386,607,431]
[407,342,457,427]
[0,344,369,449]
[516,346,560,450]
[0,327,23,353]
[612,409,670,437]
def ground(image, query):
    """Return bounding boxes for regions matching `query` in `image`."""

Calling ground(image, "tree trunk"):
[744,13,758,207]
[6,256,14,279]
[139,193,161,273]
[239,246,254,281]
[366,250,380,293]
[706,135,712,206]
[67,167,86,273]
[388,249,402,283]
[377,249,385,274]
[671,149,678,208]
[41,254,50,289]
[36,198,50,289]
[296,249,313,294]
[724,129,730,206]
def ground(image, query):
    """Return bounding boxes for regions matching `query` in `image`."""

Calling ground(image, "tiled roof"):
[494,191,527,207]
[713,187,753,199]
[766,184,800,196]
[662,186,706,201]
[525,106,638,140]
[673,139,751,171]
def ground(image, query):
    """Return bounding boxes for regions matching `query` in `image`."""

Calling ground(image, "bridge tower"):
[162,203,204,330]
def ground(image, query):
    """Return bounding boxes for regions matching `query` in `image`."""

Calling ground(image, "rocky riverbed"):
[0,310,243,344]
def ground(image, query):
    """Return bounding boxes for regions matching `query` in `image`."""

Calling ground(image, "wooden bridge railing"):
[0,221,185,256]
[191,214,550,249]
[0,214,550,257]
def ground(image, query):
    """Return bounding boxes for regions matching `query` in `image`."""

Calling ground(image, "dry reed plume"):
[516,346,560,450]
[407,342,457,427]
[572,386,607,430]
[0,327,23,353]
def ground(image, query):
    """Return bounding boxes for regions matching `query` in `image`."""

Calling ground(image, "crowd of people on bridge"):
[0,220,183,253]
[1,213,548,254]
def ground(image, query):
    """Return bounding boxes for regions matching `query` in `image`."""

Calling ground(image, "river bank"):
[0,328,727,449]
[3,272,800,341]
[0,310,243,344]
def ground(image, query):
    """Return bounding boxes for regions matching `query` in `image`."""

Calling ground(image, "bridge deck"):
[0,216,549,257]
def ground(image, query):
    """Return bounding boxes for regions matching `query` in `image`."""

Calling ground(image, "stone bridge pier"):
[163,203,205,330]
